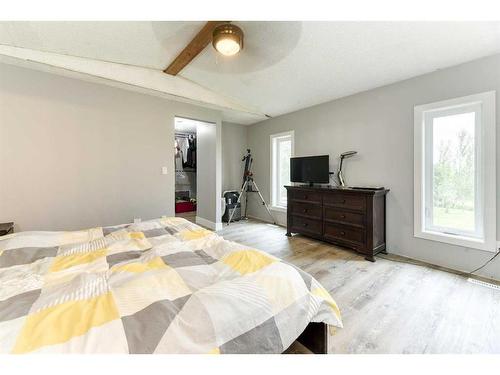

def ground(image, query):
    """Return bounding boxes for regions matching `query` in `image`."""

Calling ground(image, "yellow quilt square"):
[50,249,107,273]
[12,292,119,354]
[223,250,276,275]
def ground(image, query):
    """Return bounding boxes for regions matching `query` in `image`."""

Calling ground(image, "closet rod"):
[175,132,196,138]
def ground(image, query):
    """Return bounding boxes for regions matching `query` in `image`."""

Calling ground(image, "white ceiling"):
[1,21,500,124]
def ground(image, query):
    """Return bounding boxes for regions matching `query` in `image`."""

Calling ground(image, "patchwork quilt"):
[0,217,342,354]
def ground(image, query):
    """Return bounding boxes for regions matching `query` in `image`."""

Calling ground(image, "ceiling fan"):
[164,21,244,76]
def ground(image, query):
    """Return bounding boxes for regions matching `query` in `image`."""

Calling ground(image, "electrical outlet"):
[161,167,168,175]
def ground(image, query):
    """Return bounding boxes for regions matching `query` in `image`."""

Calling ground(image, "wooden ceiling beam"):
[164,21,228,76]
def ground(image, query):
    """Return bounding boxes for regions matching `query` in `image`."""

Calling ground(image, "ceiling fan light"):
[212,24,243,56]
[214,38,240,56]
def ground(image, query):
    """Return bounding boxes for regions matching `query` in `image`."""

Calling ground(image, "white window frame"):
[414,91,496,252]
[270,131,295,211]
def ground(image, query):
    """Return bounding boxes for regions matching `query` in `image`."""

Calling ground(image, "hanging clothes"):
[177,137,189,163]
[175,133,196,169]
[174,139,184,171]
[174,133,196,209]
[175,152,184,171]
[186,135,197,169]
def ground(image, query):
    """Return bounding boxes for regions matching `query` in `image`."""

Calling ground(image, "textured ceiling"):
[0,21,204,70]
[1,21,500,124]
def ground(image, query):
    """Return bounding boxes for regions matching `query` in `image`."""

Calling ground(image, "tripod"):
[227,149,276,225]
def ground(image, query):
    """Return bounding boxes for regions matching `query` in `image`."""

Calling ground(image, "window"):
[270,131,294,210]
[414,91,496,251]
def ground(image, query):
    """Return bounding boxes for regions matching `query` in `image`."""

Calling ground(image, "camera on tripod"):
[222,149,276,225]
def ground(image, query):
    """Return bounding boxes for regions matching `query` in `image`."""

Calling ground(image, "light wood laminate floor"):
[217,219,500,354]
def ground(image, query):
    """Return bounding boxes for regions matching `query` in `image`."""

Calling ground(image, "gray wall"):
[247,54,500,280]
[0,63,222,231]
[221,122,247,192]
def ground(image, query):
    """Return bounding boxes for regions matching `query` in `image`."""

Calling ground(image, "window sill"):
[414,230,496,253]
[270,206,287,213]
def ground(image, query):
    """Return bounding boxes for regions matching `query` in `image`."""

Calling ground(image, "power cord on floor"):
[376,247,500,278]
[468,250,500,275]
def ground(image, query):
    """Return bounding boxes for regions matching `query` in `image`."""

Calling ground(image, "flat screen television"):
[290,155,329,185]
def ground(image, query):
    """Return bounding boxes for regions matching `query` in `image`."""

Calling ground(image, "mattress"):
[0,217,342,353]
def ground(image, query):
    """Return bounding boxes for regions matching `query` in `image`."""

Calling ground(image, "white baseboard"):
[246,214,286,228]
[195,216,222,231]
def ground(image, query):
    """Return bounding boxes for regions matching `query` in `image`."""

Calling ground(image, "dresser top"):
[285,185,389,195]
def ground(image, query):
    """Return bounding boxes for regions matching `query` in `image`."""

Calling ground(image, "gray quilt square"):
[194,250,217,265]
[121,295,190,354]
[163,226,179,235]
[0,247,58,268]
[106,250,143,267]
[162,251,216,268]
[103,226,129,236]
[0,289,41,322]
[142,228,169,238]
[220,317,284,354]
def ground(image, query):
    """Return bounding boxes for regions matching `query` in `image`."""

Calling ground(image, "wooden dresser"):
[0,222,14,236]
[285,186,389,261]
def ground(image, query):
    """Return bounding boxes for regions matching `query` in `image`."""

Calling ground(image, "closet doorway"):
[174,116,219,228]
[174,117,198,222]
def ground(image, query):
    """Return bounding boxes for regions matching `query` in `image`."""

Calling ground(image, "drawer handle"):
[341,214,346,219]
[303,223,308,227]
[304,195,308,199]
[341,199,346,204]
[303,209,308,213]
[340,231,345,236]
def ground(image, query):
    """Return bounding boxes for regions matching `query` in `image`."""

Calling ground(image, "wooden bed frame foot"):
[295,322,328,354]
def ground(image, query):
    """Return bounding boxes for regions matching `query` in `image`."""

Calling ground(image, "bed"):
[0,217,342,354]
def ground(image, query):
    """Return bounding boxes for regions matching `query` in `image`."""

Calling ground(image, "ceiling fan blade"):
[164,21,228,76]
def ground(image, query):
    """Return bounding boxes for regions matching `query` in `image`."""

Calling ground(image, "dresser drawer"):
[291,202,322,219]
[324,193,366,212]
[324,223,365,246]
[291,190,322,204]
[291,216,322,236]
[324,208,365,227]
